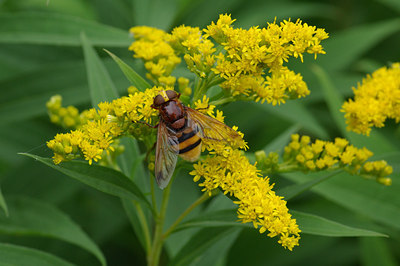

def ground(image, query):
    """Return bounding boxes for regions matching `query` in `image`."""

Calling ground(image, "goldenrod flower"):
[190,144,301,250]
[46,95,83,129]
[280,134,392,185]
[129,14,328,105]
[47,86,166,164]
[341,63,400,135]
[129,26,181,85]
[208,15,328,105]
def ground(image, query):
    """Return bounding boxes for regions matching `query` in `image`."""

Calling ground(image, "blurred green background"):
[0,0,399,265]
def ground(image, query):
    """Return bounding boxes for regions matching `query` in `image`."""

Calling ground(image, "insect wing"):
[155,121,179,189]
[185,107,244,147]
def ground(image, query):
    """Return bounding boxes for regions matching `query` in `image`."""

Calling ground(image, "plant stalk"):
[163,192,210,238]
[147,177,173,266]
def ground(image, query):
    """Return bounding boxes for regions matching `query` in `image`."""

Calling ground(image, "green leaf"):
[177,0,241,28]
[175,208,386,238]
[311,64,347,134]
[116,136,152,253]
[132,0,179,30]
[283,171,400,230]
[0,186,8,216]
[4,0,97,20]
[0,12,131,47]
[0,59,129,124]
[277,170,342,201]
[104,49,151,91]
[0,196,105,266]
[360,238,398,266]
[256,100,328,139]
[190,228,240,266]
[263,124,301,153]
[20,153,153,213]
[168,227,239,266]
[378,0,400,13]
[173,209,240,233]
[81,33,119,107]
[117,138,152,253]
[0,243,74,266]
[292,211,387,237]
[318,18,400,71]
[312,64,396,155]
[237,2,335,28]
[121,199,151,253]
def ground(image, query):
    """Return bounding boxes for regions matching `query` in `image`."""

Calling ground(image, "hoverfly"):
[151,90,244,189]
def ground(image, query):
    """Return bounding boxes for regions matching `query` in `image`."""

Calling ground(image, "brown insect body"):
[158,98,186,131]
[152,90,243,189]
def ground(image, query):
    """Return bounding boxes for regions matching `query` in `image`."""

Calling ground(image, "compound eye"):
[166,90,178,100]
[153,94,165,106]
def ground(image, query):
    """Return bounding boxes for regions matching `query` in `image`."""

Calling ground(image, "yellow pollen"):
[160,90,169,101]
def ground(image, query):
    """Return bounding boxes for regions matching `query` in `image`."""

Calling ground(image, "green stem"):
[207,76,225,87]
[276,163,300,173]
[147,174,174,266]
[192,73,221,102]
[150,174,157,212]
[210,96,236,106]
[134,201,152,253]
[163,192,210,238]
[193,78,206,102]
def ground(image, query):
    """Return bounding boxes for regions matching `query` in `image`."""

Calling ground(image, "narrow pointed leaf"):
[292,210,387,237]
[175,208,386,237]
[0,12,131,47]
[81,32,119,107]
[277,170,342,200]
[237,2,335,28]
[360,238,398,266]
[263,124,301,153]
[0,243,74,266]
[173,209,240,233]
[104,49,150,91]
[20,153,153,212]
[122,199,151,252]
[191,229,241,266]
[117,137,152,252]
[318,18,400,71]
[257,101,328,139]
[168,227,239,266]
[0,197,105,266]
[378,0,400,13]
[0,186,8,217]
[283,171,400,230]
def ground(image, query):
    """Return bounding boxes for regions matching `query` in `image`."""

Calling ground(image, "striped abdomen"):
[173,126,202,162]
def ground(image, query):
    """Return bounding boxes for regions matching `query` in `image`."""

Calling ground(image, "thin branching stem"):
[147,173,175,266]
[163,192,210,238]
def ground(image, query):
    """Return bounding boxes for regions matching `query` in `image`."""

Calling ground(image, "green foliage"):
[81,33,120,106]
[0,196,105,265]
[0,243,75,266]
[0,0,399,265]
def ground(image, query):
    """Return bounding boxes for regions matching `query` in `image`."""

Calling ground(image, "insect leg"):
[136,120,159,128]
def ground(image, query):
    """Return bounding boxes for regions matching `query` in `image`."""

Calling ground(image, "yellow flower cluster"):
[169,25,216,78]
[190,144,300,250]
[207,14,328,105]
[341,63,400,135]
[46,95,83,129]
[129,14,328,105]
[282,134,392,185]
[129,26,181,86]
[47,118,122,165]
[47,86,166,164]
